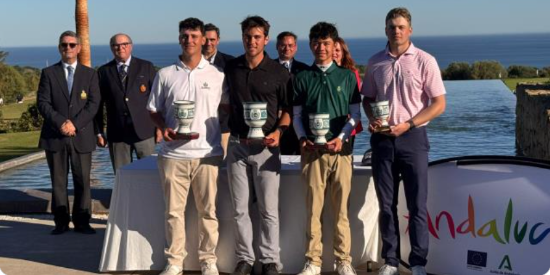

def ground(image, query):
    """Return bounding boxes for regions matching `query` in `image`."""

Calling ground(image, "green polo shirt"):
[293,63,361,140]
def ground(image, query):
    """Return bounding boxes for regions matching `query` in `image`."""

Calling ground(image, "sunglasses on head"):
[60,43,78,49]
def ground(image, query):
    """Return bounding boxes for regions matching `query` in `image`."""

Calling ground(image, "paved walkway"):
[0,214,148,275]
[0,215,410,275]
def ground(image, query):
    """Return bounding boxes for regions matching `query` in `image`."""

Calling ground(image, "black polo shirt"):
[224,53,292,138]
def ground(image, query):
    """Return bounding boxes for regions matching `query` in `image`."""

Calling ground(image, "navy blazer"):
[37,62,100,153]
[95,57,156,142]
[213,51,235,71]
[274,58,310,76]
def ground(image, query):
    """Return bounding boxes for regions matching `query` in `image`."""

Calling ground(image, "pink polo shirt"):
[361,43,446,126]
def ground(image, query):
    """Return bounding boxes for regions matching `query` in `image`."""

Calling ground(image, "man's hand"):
[264,128,282,147]
[155,128,163,143]
[326,137,343,153]
[60,120,76,136]
[162,128,177,142]
[299,137,314,154]
[368,118,383,134]
[388,122,410,137]
[97,135,107,147]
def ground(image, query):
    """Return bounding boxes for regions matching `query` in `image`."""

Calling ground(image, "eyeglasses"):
[60,43,78,49]
[111,42,131,49]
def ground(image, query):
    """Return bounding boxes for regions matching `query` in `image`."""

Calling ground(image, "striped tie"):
[119,64,127,90]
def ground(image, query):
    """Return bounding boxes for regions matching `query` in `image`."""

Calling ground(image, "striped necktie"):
[119,64,128,90]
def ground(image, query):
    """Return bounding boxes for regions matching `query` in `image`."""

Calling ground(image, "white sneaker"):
[411,266,426,275]
[160,264,183,275]
[335,262,356,275]
[378,264,399,275]
[297,261,321,275]
[201,261,219,275]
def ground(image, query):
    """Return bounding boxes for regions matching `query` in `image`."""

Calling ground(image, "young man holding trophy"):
[147,17,227,275]
[361,7,446,275]
[222,15,291,275]
[292,22,361,275]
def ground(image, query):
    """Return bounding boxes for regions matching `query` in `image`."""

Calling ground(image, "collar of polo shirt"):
[176,56,209,71]
[385,42,418,58]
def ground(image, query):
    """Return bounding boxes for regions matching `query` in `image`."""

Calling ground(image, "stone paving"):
[0,214,406,275]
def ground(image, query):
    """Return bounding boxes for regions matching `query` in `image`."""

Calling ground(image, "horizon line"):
[1,31,549,48]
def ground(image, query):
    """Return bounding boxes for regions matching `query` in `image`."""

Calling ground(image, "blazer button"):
[125,97,129,102]
[69,105,73,108]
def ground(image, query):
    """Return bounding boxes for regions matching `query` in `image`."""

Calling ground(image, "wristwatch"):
[407,120,416,130]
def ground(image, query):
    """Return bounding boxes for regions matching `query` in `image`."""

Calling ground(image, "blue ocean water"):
[2,33,550,69]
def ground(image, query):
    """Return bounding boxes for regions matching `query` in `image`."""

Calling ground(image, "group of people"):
[36,7,446,275]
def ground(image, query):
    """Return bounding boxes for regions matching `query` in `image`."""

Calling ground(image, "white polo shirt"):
[147,56,228,159]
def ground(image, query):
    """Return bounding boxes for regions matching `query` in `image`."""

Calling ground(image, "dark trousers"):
[108,137,155,174]
[45,140,92,227]
[370,127,430,267]
[279,123,300,155]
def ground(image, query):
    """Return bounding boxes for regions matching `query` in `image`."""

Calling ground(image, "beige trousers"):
[158,155,222,266]
[301,143,353,266]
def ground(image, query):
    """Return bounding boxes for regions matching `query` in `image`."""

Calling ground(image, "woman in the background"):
[333,37,363,149]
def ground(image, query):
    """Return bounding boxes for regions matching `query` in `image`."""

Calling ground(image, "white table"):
[99,155,380,273]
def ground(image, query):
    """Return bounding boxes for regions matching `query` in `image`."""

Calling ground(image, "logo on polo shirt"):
[201,82,210,90]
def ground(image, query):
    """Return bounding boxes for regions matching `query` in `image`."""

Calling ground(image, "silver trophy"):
[243,102,268,139]
[370,100,390,132]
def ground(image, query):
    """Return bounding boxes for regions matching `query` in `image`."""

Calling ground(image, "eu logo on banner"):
[467,250,487,267]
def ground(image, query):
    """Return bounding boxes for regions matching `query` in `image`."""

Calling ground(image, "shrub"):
[471,60,507,79]
[443,62,473,80]
[0,64,27,103]
[539,67,550,77]
[507,65,539,78]
[16,103,43,132]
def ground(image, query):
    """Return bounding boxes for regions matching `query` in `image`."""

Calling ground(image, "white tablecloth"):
[99,155,380,273]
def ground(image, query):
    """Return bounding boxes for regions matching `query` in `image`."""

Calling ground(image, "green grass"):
[0,131,41,162]
[0,96,36,119]
[502,78,550,91]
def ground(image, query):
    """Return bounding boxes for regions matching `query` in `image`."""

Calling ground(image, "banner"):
[398,156,550,275]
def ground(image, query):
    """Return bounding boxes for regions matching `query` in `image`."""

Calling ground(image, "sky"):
[1,0,549,47]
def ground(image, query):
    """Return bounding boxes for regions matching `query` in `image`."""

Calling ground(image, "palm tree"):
[75,0,91,67]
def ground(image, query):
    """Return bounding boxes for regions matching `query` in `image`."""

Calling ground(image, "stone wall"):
[516,83,550,160]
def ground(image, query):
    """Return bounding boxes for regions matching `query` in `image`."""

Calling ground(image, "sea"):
[2,33,550,69]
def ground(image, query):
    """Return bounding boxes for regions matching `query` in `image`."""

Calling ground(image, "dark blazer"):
[95,56,156,142]
[37,62,100,153]
[274,58,310,76]
[274,58,310,155]
[212,51,235,71]
[212,51,234,133]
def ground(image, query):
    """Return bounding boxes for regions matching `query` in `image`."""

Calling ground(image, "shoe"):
[378,264,399,275]
[160,264,183,275]
[297,261,320,275]
[74,224,96,234]
[231,261,252,275]
[50,224,69,235]
[201,261,219,275]
[335,262,356,275]
[411,266,426,275]
[262,263,279,275]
